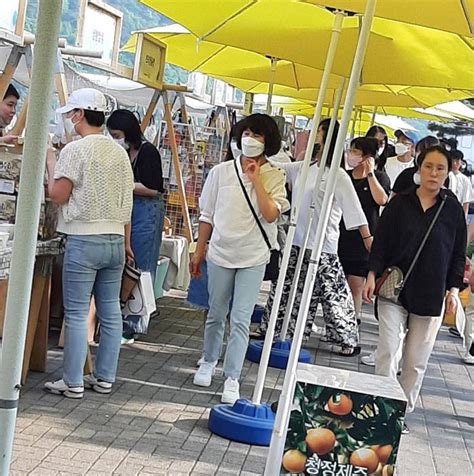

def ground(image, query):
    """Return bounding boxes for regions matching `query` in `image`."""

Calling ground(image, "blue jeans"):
[204,260,266,379]
[123,195,165,337]
[62,235,125,386]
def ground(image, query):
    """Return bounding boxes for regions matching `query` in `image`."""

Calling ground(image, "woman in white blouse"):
[190,114,289,404]
[255,119,372,356]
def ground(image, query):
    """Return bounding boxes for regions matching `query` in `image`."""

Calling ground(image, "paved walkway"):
[7,293,474,475]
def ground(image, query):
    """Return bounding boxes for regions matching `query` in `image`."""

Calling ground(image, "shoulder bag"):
[233,160,280,281]
[374,194,447,303]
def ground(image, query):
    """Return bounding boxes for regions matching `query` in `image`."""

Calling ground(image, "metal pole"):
[265,1,377,473]
[371,105,377,126]
[251,11,345,406]
[265,57,278,115]
[278,78,345,341]
[0,2,63,473]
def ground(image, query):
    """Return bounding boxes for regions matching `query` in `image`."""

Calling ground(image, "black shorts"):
[340,258,369,278]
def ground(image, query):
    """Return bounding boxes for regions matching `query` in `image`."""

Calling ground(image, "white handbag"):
[122,271,156,334]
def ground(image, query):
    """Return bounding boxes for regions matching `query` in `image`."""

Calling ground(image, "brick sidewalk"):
[7,295,474,475]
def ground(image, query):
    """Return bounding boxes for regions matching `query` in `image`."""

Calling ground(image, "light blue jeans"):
[123,195,165,338]
[204,260,266,380]
[62,234,125,386]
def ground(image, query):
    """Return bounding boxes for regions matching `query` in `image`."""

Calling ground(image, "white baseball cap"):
[57,88,107,114]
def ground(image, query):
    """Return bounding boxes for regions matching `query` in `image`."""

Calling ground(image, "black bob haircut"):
[106,109,144,149]
[350,136,378,158]
[417,145,452,171]
[4,84,19,100]
[236,113,281,157]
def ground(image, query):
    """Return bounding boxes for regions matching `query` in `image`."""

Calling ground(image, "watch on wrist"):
[367,172,374,178]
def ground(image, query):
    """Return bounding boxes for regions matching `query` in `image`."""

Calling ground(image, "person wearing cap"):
[384,129,417,186]
[44,88,134,399]
[0,84,20,145]
[448,149,472,217]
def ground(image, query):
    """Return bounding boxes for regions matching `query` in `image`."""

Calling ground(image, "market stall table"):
[0,236,64,384]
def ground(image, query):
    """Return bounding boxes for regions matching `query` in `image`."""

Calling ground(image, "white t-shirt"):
[199,158,289,269]
[54,135,134,235]
[384,156,415,186]
[449,171,473,205]
[276,161,367,254]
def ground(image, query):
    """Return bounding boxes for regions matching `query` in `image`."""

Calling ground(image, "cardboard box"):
[281,364,407,476]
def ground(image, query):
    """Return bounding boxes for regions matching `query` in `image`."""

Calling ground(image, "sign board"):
[280,364,406,476]
[76,0,122,67]
[0,0,27,45]
[132,33,166,90]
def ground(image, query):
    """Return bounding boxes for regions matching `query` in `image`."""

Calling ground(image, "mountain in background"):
[25,0,188,84]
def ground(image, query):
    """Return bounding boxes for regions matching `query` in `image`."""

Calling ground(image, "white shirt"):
[199,158,289,268]
[449,171,473,205]
[277,161,367,254]
[384,156,415,186]
[54,135,134,235]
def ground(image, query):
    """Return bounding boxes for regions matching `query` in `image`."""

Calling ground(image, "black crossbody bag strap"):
[233,160,272,251]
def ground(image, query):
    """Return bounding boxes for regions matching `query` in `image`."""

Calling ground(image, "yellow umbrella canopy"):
[124,28,472,108]
[302,0,474,37]
[140,0,474,89]
[123,25,343,91]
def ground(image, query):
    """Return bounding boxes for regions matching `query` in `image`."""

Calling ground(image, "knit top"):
[54,134,134,235]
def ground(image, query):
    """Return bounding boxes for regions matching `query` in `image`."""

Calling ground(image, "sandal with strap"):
[338,346,361,357]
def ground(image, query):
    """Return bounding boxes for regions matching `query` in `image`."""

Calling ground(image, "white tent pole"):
[265,1,377,473]
[251,11,345,406]
[278,77,345,341]
[265,57,278,115]
[0,1,63,473]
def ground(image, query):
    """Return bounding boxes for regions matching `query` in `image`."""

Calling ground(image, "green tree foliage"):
[25,0,188,84]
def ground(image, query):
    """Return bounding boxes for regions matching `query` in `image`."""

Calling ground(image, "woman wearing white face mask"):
[190,114,289,404]
[339,137,390,320]
[254,119,371,356]
[107,109,165,344]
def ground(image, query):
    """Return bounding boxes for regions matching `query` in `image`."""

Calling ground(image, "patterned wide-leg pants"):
[258,245,359,348]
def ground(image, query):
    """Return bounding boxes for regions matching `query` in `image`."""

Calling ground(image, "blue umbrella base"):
[246,339,312,369]
[208,399,275,446]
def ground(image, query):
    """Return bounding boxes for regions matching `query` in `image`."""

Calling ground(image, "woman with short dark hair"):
[190,114,289,404]
[364,146,466,429]
[107,109,165,343]
[339,136,390,320]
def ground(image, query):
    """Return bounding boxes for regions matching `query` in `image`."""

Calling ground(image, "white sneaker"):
[121,337,135,345]
[193,361,217,387]
[44,379,83,399]
[83,374,113,394]
[221,377,240,404]
[196,356,205,367]
[361,352,376,367]
[463,352,474,365]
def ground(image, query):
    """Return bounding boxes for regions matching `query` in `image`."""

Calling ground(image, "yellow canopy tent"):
[124,28,472,108]
[140,0,474,89]
[302,0,474,37]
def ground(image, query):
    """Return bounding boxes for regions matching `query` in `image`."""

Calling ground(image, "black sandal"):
[338,346,361,357]
[249,330,266,340]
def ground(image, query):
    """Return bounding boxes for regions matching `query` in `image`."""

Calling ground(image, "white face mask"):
[241,136,265,158]
[347,153,363,169]
[114,137,129,150]
[63,116,78,136]
[395,143,410,156]
[230,140,240,160]
[413,171,421,185]
[377,146,385,157]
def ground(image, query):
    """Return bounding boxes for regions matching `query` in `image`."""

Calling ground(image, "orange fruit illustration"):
[328,394,353,416]
[305,428,336,455]
[282,449,307,473]
[350,448,380,474]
